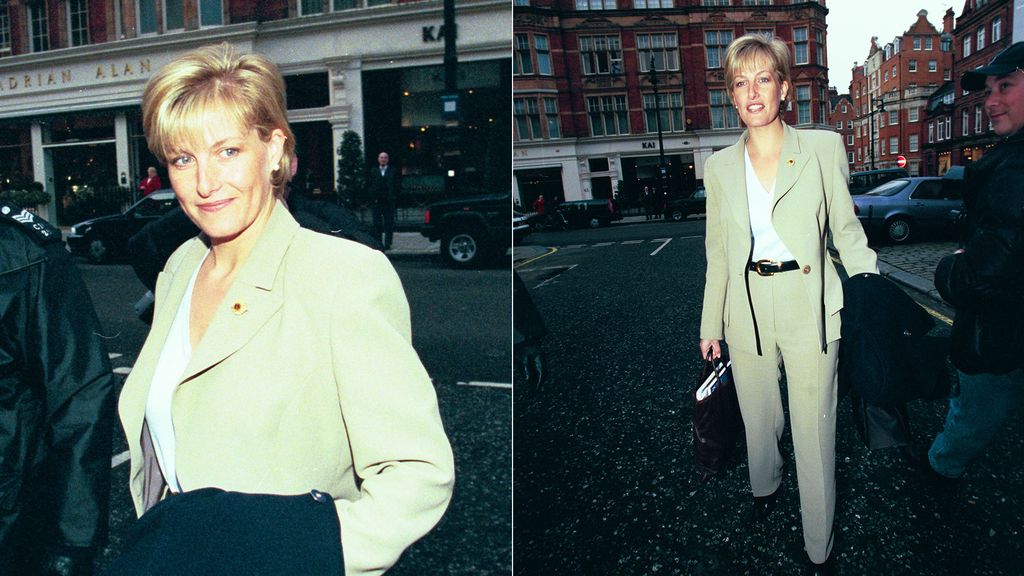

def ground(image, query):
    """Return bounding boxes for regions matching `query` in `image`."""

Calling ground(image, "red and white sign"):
[896,155,907,168]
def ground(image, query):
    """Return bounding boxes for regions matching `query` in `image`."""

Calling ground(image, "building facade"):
[922,0,1014,175]
[512,0,831,208]
[0,0,510,224]
[849,10,953,176]
[829,89,855,168]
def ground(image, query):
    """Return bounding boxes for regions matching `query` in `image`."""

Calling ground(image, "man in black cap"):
[919,41,1024,487]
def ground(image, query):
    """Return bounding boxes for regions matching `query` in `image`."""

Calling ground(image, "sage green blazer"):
[699,124,878,354]
[118,201,455,576]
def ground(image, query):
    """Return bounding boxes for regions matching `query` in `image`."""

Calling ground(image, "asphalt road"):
[514,219,1024,575]
[75,254,511,575]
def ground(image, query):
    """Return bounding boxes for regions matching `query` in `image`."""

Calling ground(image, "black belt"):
[748,259,800,276]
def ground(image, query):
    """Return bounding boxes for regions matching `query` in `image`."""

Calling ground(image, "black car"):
[421,192,511,268]
[663,187,707,221]
[553,198,622,228]
[66,190,178,263]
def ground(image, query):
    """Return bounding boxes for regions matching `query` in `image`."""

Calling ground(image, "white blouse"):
[745,148,796,262]
[144,250,208,494]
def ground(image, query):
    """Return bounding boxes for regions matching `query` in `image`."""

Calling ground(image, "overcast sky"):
[826,1,958,93]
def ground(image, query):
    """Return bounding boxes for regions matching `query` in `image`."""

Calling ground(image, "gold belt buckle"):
[754,259,778,277]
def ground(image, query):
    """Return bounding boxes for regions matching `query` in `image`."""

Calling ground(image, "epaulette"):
[0,202,62,244]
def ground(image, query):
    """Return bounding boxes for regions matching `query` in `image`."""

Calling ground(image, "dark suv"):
[421,192,511,268]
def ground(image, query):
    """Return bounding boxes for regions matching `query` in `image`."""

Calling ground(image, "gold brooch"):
[232,302,247,315]
[786,158,795,166]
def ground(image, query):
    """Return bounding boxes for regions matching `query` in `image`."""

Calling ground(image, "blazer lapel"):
[179,201,298,384]
[720,133,751,235]
[773,123,811,213]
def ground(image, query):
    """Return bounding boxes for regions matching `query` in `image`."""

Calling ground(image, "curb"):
[876,260,943,302]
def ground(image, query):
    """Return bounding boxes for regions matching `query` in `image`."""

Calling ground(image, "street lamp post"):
[647,54,667,196]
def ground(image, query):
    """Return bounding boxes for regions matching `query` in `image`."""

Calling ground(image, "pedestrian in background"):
[918,41,1024,488]
[112,43,453,575]
[368,151,400,250]
[138,166,163,196]
[698,35,877,575]
[0,204,115,576]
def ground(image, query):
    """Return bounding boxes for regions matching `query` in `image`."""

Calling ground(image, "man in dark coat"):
[0,203,115,575]
[368,151,400,250]
[922,42,1024,485]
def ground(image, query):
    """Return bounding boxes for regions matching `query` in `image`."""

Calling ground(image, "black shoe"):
[752,485,780,522]
[805,554,835,576]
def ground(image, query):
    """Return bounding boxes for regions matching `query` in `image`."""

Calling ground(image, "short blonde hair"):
[141,43,295,197]
[724,34,792,105]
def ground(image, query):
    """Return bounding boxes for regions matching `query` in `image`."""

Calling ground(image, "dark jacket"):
[934,131,1024,375]
[367,163,400,206]
[0,203,115,568]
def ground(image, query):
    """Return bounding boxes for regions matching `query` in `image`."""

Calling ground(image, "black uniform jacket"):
[0,203,115,557]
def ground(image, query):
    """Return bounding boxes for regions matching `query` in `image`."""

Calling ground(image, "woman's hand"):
[699,339,721,360]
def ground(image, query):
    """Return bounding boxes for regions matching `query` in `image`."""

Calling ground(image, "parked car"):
[421,191,511,268]
[848,168,910,195]
[852,176,963,244]
[513,210,532,246]
[66,190,179,263]
[663,187,707,221]
[554,198,622,228]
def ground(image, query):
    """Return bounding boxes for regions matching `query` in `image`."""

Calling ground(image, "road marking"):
[514,247,558,268]
[111,450,130,468]
[592,242,615,247]
[621,240,644,245]
[457,381,512,390]
[922,305,953,326]
[650,238,672,256]
[113,367,132,375]
[677,235,703,241]
[534,264,577,289]
[564,244,587,249]
[108,353,123,359]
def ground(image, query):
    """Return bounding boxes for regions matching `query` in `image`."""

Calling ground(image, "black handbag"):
[692,353,743,482]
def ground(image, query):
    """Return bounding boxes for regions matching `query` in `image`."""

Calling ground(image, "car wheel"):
[669,209,685,222]
[886,217,912,243]
[588,217,601,228]
[442,226,487,268]
[87,236,110,264]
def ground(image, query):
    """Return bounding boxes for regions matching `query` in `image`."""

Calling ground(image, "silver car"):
[852,177,963,244]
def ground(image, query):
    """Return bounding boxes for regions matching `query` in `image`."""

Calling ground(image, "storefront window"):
[285,73,330,109]
[164,0,184,31]
[200,0,223,26]
[335,0,359,9]
[301,0,324,15]
[138,0,157,34]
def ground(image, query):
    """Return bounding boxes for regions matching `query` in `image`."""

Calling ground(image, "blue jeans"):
[929,367,1024,478]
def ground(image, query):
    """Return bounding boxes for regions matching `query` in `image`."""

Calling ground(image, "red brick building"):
[513,0,831,206]
[829,90,855,168]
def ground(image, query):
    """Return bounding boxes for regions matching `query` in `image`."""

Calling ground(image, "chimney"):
[943,7,954,34]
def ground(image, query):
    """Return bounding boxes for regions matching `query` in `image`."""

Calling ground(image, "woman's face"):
[167,111,285,246]
[730,57,789,129]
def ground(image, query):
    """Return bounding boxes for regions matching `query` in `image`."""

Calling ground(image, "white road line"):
[650,238,672,256]
[621,240,644,244]
[534,264,577,289]
[592,242,615,247]
[108,353,123,359]
[457,381,513,390]
[113,367,132,375]
[564,244,587,249]
[676,235,703,240]
[111,450,130,468]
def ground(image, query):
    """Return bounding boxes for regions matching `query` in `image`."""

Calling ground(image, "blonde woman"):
[698,35,877,575]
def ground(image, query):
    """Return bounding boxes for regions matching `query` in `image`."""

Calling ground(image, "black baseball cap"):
[961,41,1024,91]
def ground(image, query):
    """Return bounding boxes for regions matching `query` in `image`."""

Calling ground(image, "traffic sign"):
[896,155,907,168]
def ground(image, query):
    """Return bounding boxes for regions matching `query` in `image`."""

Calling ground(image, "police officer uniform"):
[0,203,116,576]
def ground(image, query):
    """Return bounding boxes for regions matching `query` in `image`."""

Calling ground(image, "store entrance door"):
[47,142,124,225]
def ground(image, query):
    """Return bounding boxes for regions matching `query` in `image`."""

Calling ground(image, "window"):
[638,33,678,72]
[944,69,951,81]
[848,151,855,164]
[796,85,810,124]
[913,37,921,50]
[643,92,683,132]
[944,116,951,140]
[742,0,771,4]
[928,122,934,143]
[705,30,732,69]
[701,0,729,5]
[301,0,323,14]
[709,89,739,129]
[925,37,933,50]
[888,110,897,125]
[892,65,897,76]
[908,60,917,73]
[881,139,886,155]
[138,0,157,34]
[928,60,937,73]
[992,16,1002,43]
[514,0,530,5]
[544,98,560,138]
[816,30,823,65]
[794,27,808,65]
[908,107,918,122]
[535,36,552,75]
[818,85,826,125]
[842,104,848,114]
[0,6,9,52]
[962,108,970,136]
[514,35,533,75]
[836,121,842,129]
[576,0,616,9]
[580,36,622,75]
[884,70,889,82]
[889,136,898,154]
[200,0,223,26]
[976,27,985,51]
[68,0,89,46]
[514,97,561,140]
[847,134,854,145]
[975,104,983,133]
[963,37,971,58]
[635,0,672,7]
[29,5,48,52]
[848,120,853,129]
[908,134,919,152]
[587,95,629,136]
[165,0,184,30]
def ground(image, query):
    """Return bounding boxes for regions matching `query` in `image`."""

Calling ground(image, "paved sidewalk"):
[386,230,439,258]
[873,241,957,302]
